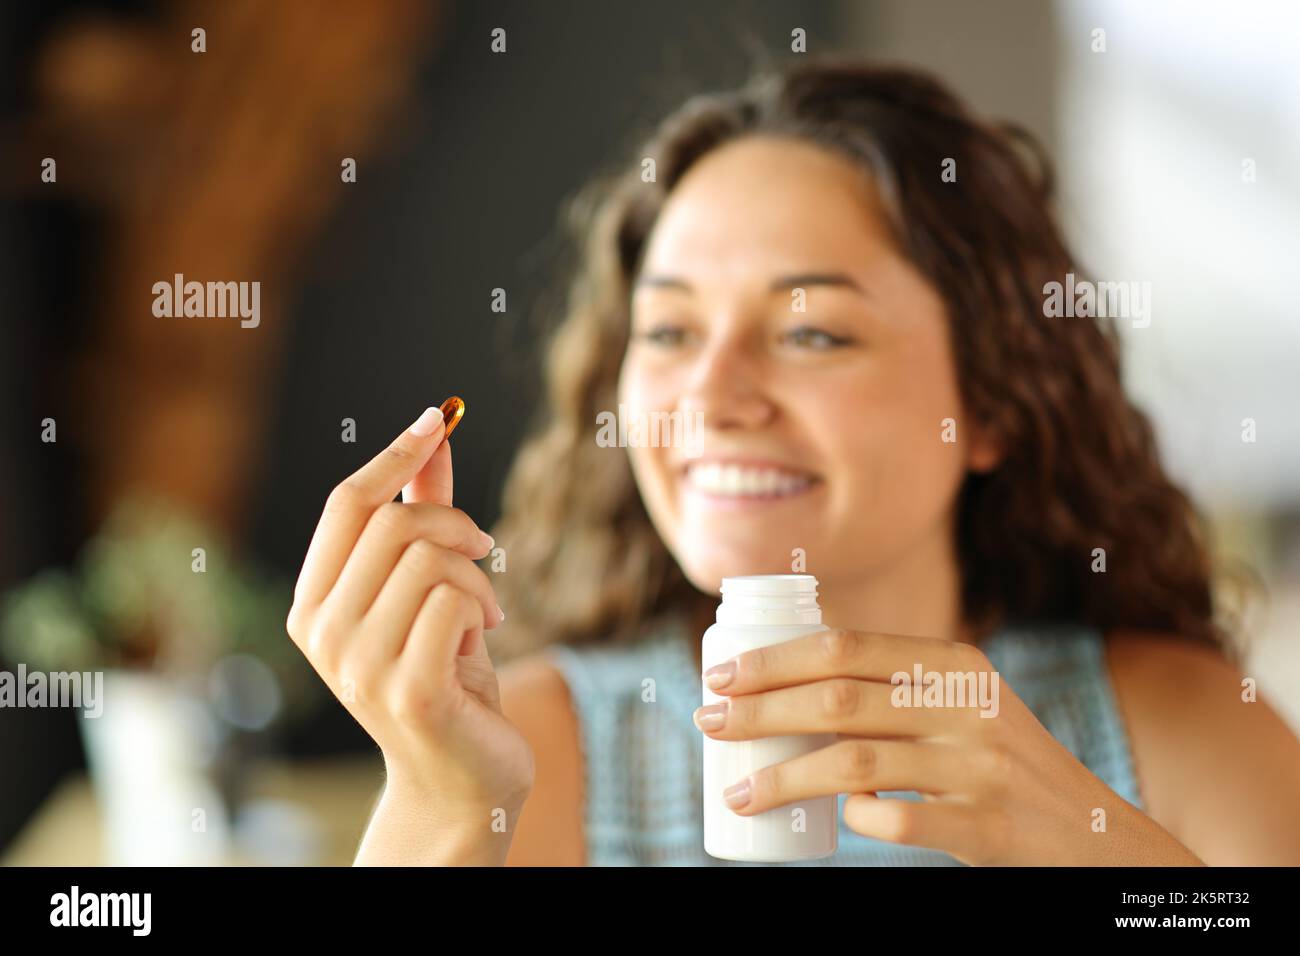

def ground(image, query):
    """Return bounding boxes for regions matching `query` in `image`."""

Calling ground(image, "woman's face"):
[618,135,999,602]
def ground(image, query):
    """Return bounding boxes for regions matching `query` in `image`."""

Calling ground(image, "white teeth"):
[686,463,814,498]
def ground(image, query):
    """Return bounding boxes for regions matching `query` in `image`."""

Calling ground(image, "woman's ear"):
[966,420,1005,473]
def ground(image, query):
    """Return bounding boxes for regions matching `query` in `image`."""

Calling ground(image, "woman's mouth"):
[683,461,821,502]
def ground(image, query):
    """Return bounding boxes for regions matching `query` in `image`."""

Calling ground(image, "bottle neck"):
[715,575,823,627]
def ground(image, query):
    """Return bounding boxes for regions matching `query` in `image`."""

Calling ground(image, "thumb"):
[402,433,453,506]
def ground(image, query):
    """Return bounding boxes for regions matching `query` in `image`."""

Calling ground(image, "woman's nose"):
[677,339,774,431]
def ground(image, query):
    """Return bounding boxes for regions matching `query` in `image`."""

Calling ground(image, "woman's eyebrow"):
[768,272,869,298]
[633,272,869,297]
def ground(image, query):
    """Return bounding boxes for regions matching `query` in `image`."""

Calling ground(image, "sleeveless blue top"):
[544,615,1143,866]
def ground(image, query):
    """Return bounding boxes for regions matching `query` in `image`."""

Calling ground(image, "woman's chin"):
[677,551,801,592]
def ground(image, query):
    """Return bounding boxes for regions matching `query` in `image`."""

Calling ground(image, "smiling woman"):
[489,57,1232,655]
[617,133,995,624]
[309,56,1300,867]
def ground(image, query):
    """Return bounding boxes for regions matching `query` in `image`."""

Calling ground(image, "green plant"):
[0,494,319,722]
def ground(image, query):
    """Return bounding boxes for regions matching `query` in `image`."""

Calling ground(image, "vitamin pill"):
[439,396,465,440]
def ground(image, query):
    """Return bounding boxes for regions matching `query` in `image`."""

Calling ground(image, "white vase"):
[78,669,230,865]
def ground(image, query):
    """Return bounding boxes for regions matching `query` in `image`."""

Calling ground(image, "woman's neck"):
[684,524,986,672]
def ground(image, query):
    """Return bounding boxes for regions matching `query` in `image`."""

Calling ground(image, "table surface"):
[2,754,386,866]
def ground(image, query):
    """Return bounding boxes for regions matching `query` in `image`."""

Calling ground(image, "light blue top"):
[544,615,1143,866]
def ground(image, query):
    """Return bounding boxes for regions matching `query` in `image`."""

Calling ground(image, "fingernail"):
[496,605,505,624]
[479,531,496,551]
[693,703,726,732]
[703,660,735,691]
[723,778,751,810]
[409,407,446,437]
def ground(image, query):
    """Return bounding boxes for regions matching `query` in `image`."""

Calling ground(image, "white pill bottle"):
[702,574,837,862]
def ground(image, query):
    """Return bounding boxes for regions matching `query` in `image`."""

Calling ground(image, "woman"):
[286,58,1300,866]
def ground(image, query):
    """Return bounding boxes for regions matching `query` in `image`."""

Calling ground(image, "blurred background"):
[2,0,1297,864]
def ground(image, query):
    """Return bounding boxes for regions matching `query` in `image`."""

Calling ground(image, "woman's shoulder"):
[496,650,586,865]
[497,620,698,865]
[496,617,688,706]
[1103,627,1237,669]
[496,649,578,725]
[1101,627,1251,766]
[494,620,694,866]
[1102,628,1300,863]
[538,617,696,705]
[1100,629,1240,815]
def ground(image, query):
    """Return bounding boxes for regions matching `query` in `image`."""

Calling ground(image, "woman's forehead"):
[640,137,894,278]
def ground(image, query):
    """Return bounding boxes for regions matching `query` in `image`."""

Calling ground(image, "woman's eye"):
[632,324,691,347]
[781,325,853,350]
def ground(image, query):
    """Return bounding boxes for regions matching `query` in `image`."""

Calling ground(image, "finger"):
[361,540,501,660]
[693,678,965,740]
[326,501,495,620]
[722,738,967,817]
[296,409,446,607]
[403,430,454,506]
[842,792,990,863]
[400,582,485,688]
[704,628,992,695]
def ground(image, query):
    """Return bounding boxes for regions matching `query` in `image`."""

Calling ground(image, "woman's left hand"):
[693,628,1204,866]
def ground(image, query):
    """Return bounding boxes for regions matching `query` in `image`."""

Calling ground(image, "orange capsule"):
[439,396,465,440]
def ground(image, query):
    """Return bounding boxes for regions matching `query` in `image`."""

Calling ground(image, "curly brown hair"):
[487,56,1244,663]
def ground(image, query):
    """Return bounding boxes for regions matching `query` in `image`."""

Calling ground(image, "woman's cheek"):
[888,416,968,529]
[838,414,952,528]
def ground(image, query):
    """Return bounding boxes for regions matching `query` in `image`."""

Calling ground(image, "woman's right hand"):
[286,406,535,838]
